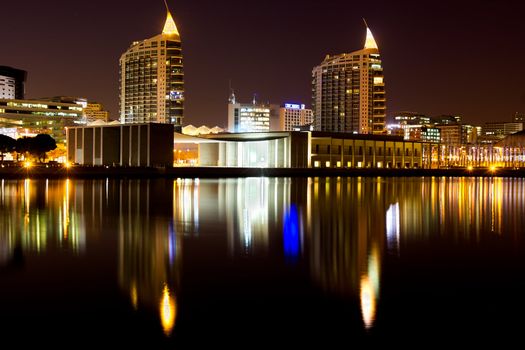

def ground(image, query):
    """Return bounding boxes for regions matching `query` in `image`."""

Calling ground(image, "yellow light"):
[360,276,376,329]
[467,166,473,171]
[159,284,177,336]
[24,161,32,168]
[490,165,497,172]
[65,162,72,169]
[162,11,180,36]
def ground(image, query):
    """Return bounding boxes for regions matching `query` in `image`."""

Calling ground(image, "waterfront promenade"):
[1,164,524,179]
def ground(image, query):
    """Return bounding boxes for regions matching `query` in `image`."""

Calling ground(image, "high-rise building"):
[119,6,184,131]
[0,66,27,99]
[279,103,314,131]
[312,25,386,134]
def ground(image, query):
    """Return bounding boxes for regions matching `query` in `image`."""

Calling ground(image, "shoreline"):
[1,165,524,179]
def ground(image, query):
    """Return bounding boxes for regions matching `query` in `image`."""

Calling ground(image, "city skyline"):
[2,0,525,126]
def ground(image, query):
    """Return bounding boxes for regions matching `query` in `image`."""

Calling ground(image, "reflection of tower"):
[307,178,385,329]
[118,179,181,336]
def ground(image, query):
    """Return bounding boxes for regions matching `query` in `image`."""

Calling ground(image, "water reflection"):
[117,179,181,336]
[1,177,524,341]
[0,179,86,265]
[307,177,385,329]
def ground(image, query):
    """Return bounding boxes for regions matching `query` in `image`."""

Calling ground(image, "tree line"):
[0,134,57,162]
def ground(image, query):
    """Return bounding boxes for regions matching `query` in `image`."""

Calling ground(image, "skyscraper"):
[312,25,386,134]
[119,6,184,131]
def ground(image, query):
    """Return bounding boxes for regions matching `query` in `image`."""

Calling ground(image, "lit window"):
[325,161,331,167]
[314,161,320,168]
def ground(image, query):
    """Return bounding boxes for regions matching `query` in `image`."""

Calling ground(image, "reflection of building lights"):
[283,204,301,260]
[360,276,376,329]
[361,249,380,330]
[386,203,400,250]
[131,283,138,310]
[159,284,177,336]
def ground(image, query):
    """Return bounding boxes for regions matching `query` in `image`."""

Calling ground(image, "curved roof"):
[495,130,525,147]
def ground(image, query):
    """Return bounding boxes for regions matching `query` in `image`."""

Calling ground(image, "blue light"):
[284,103,303,110]
[168,221,177,265]
[283,204,300,260]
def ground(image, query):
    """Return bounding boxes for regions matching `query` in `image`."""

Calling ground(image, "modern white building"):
[228,98,278,133]
[119,6,184,131]
[312,25,386,134]
[279,103,314,131]
[0,66,26,99]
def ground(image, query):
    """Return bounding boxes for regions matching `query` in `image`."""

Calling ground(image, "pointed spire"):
[162,2,179,36]
[363,19,378,50]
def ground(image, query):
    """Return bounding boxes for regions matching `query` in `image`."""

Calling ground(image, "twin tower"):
[119,7,385,135]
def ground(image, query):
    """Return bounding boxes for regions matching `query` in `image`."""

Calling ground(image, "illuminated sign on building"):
[284,103,305,110]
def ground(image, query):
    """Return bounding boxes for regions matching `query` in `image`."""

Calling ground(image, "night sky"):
[3,0,525,126]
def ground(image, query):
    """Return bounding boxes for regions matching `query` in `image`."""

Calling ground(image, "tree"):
[30,134,57,162]
[0,134,16,162]
[15,137,32,161]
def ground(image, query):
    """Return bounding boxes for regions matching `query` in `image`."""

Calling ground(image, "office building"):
[279,103,314,131]
[228,96,278,132]
[119,6,184,130]
[0,66,27,99]
[0,98,84,143]
[312,25,386,134]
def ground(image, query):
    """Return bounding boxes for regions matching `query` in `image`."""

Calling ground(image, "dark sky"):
[3,0,525,126]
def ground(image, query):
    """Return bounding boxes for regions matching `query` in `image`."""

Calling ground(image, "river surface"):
[0,177,523,346]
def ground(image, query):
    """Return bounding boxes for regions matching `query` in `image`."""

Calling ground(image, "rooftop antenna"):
[163,0,170,11]
[252,93,257,105]
[363,18,369,27]
[228,79,236,104]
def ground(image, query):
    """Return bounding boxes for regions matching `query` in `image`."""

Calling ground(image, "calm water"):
[0,177,524,345]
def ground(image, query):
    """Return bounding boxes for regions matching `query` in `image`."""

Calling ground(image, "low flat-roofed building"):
[67,123,173,167]
[189,131,426,169]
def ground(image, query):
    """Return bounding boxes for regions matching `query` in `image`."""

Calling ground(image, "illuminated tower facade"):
[119,7,184,131]
[312,26,386,134]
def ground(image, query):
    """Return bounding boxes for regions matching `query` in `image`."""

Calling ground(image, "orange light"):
[24,161,32,168]
[64,162,72,169]
[467,166,473,171]
[490,165,497,172]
